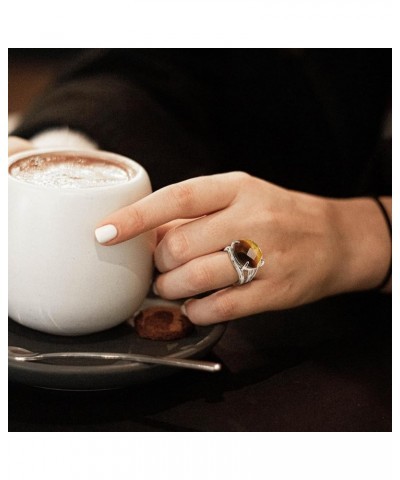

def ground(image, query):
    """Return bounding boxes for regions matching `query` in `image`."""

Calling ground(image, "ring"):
[224,239,265,285]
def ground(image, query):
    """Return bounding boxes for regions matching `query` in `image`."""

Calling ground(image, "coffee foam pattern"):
[10,155,134,188]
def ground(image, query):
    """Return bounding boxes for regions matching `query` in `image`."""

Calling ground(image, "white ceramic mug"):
[8,148,155,335]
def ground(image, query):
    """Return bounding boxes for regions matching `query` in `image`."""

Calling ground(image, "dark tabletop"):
[8,292,391,432]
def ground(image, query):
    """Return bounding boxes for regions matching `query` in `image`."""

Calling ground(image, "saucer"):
[8,298,226,391]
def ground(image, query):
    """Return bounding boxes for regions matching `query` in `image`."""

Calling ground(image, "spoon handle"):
[11,351,221,372]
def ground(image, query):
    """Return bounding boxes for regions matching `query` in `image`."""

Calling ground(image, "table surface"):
[8,292,391,432]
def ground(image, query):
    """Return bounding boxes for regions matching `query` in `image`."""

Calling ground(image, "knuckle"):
[226,171,253,196]
[228,171,251,183]
[214,295,236,321]
[164,229,190,265]
[126,205,146,232]
[170,183,195,211]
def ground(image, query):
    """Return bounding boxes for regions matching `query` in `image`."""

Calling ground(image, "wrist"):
[327,197,392,294]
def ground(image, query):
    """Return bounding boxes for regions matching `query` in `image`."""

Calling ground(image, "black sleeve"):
[12,49,392,196]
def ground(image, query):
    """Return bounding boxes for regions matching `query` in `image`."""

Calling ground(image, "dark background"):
[9,49,83,115]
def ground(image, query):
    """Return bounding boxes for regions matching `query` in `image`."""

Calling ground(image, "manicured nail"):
[95,224,118,244]
[152,281,159,296]
[181,299,192,317]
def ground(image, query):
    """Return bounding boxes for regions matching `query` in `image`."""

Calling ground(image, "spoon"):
[8,346,221,372]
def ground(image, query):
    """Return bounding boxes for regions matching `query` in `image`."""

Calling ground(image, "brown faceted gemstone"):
[232,240,263,268]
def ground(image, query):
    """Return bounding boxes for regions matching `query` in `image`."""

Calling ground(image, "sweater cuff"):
[30,128,98,150]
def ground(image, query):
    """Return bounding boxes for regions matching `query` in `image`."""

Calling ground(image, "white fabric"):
[31,128,98,150]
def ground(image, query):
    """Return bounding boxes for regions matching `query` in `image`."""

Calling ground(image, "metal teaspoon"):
[8,346,221,372]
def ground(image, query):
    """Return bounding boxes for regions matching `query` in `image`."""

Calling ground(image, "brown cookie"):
[134,306,194,341]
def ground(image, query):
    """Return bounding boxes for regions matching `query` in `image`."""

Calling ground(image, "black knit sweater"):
[12,48,391,195]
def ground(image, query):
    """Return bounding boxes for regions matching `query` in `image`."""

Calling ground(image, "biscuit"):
[134,306,194,341]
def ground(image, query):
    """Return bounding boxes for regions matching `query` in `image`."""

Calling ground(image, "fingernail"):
[181,299,192,317]
[152,281,159,296]
[95,224,118,244]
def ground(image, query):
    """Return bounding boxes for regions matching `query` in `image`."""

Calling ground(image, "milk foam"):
[9,155,135,188]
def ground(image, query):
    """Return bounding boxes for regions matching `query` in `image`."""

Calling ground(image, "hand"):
[8,136,33,156]
[95,172,391,325]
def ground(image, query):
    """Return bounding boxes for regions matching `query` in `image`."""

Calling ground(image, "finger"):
[155,206,255,272]
[156,218,199,244]
[95,172,241,245]
[182,281,268,325]
[154,251,238,300]
[8,136,33,156]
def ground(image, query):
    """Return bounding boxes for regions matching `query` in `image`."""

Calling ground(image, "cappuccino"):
[9,153,136,189]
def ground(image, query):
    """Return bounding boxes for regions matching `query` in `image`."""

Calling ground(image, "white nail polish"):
[181,303,187,316]
[152,282,159,296]
[95,224,118,244]
[181,299,192,317]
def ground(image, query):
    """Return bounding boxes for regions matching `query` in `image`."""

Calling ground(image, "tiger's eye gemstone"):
[232,239,263,269]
